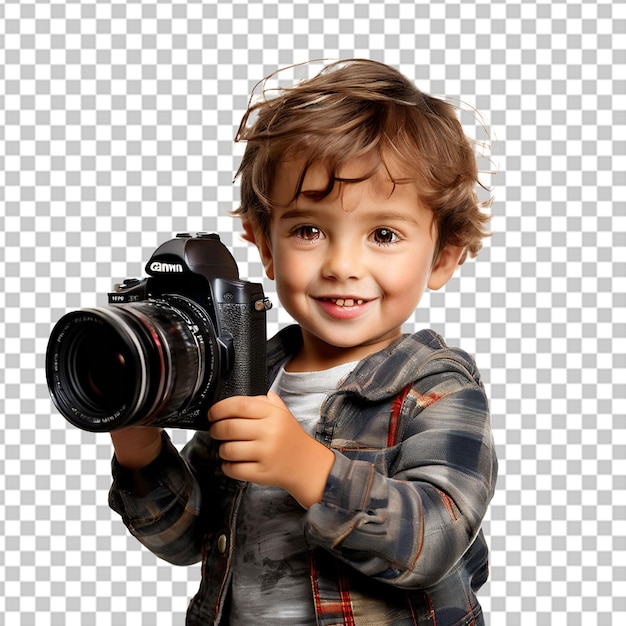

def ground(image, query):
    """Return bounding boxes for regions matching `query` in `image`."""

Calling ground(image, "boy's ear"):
[241,220,275,280]
[241,220,257,244]
[427,244,464,290]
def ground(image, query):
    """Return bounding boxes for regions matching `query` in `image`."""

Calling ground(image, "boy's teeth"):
[329,298,364,307]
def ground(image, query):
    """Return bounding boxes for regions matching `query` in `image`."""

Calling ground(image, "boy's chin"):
[304,328,402,359]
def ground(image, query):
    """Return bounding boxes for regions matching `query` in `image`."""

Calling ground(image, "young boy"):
[109,59,497,625]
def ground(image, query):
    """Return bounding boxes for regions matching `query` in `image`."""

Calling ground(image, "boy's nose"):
[321,241,362,281]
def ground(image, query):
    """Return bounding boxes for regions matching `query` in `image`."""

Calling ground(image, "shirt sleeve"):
[304,381,497,589]
[108,430,206,566]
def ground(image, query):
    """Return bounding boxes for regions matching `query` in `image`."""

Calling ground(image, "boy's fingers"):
[220,461,262,483]
[208,396,250,423]
[210,417,260,442]
[217,440,258,462]
[208,394,276,422]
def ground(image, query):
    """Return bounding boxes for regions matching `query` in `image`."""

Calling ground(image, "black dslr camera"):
[46,233,271,432]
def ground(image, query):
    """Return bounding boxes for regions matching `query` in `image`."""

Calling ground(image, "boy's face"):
[248,157,462,369]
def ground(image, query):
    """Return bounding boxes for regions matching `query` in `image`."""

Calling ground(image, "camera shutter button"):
[217,533,228,555]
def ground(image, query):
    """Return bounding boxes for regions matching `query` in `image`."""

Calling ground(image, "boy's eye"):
[373,228,400,244]
[293,225,322,241]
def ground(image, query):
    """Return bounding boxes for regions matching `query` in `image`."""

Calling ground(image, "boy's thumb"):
[266,390,288,409]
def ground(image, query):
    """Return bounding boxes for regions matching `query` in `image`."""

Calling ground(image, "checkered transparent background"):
[1,0,624,624]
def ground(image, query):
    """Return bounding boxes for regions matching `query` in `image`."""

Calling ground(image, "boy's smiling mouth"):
[319,297,368,308]
[313,296,375,320]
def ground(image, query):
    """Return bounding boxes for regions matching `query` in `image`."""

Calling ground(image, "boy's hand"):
[208,392,335,509]
[110,427,163,470]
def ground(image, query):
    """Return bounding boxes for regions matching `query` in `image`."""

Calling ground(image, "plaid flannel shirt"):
[110,325,497,625]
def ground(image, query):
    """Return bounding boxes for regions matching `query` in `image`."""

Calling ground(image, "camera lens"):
[46,298,219,431]
[67,320,137,416]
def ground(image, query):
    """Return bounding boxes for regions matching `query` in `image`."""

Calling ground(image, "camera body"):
[46,233,271,432]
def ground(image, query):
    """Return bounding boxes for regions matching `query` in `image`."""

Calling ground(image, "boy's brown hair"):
[233,59,491,265]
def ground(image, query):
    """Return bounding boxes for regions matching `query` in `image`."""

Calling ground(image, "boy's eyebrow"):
[278,208,318,221]
[363,211,422,225]
[279,207,422,225]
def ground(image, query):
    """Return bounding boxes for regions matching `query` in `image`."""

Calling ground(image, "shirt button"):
[217,534,228,555]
